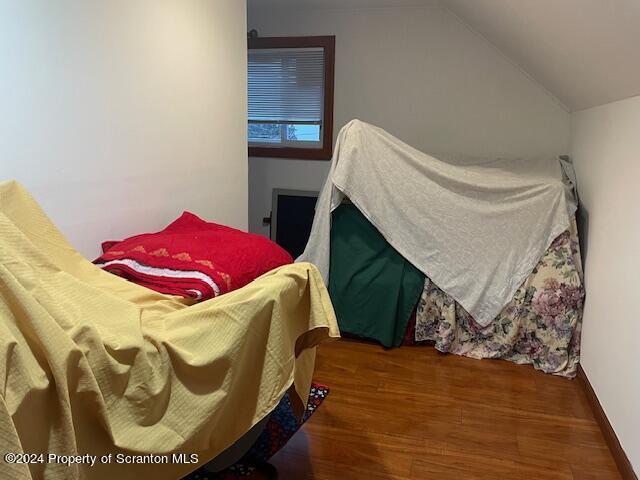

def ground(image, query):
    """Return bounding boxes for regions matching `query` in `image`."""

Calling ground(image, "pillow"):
[94,212,293,300]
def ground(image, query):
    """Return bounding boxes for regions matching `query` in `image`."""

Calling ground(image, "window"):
[248,36,335,160]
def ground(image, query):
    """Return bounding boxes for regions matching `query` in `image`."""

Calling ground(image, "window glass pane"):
[286,124,321,142]
[248,123,282,144]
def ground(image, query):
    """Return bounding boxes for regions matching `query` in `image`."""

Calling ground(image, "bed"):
[0,180,339,480]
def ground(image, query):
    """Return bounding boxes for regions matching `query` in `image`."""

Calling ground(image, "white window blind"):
[248,47,325,126]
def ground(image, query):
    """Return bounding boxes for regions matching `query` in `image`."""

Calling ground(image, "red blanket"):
[94,212,293,300]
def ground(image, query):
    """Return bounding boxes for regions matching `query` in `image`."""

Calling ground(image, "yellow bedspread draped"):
[0,181,339,480]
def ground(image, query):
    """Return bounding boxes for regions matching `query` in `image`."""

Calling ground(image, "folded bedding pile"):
[95,211,293,300]
[0,181,339,480]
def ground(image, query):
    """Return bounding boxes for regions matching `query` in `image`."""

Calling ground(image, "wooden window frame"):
[248,35,335,161]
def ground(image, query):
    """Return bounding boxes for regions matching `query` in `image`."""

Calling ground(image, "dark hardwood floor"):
[271,339,621,479]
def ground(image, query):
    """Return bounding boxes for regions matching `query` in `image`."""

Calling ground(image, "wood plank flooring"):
[271,339,621,479]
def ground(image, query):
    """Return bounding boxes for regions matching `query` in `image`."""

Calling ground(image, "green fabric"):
[328,204,425,348]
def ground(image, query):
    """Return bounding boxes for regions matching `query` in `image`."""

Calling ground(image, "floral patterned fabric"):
[413,221,584,378]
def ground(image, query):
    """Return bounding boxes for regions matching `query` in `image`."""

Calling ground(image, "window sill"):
[249,145,333,160]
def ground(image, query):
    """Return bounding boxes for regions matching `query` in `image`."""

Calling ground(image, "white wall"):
[0,0,248,258]
[571,95,640,474]
[247,5,570,235]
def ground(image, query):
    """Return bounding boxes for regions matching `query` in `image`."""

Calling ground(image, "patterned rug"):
[184,383,329,480]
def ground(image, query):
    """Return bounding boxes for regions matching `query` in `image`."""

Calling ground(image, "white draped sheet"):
[298,120,577,327]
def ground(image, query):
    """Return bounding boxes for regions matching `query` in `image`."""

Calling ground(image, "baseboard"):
[577,365,638,480]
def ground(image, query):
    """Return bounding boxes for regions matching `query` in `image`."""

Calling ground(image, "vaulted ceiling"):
[247,0,640,111]
[443,0,640,111]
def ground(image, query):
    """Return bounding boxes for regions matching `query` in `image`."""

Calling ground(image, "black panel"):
[275,194,318,258]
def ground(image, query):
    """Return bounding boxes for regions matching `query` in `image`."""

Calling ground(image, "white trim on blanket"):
[96,258,220,297]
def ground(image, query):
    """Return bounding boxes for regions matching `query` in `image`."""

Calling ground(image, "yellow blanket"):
[0,181,339,479]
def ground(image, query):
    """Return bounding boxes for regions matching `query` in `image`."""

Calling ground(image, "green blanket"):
[328,204,425,347]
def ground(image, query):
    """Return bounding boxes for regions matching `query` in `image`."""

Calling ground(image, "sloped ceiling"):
[248,0,640,112]
[443,0,640,111]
